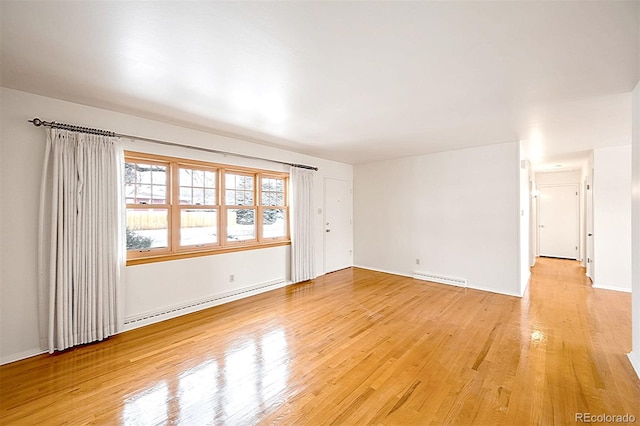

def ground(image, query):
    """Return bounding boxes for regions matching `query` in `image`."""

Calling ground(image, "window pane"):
[126,209,169,250]
[226,173,253,190]
[152,167,166,184]
[136,185,152,204]
[260,177,285,207]
[263,192,279,206]
[235,191,245,205]
[261,178,271,191]
[225,173,236,188]
[125,162,168,205]
[205,189,216,205]
[125,163,136,184]
[263,209,286,238]
[138,166,151,184]
[152,185,166,204]
[193,188,205,205]
[192,170,204,186]
[125,184,136,203]
[227,209,255,241]
[181,167,216,206]
[204,171,216,187]
[180,169,192,186]
[180,209,217,246]
[238,191,254,206]
[225,190,236,205]
[180,187,192,205]
[243,176,254,190]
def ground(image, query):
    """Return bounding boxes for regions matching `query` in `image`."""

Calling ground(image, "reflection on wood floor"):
[1,257,639,425]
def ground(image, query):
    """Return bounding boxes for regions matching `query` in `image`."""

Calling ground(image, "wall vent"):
[413,271,467,287]
[124,278,286,326]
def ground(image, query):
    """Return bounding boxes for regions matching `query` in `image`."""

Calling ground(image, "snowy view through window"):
[125,159,287,254]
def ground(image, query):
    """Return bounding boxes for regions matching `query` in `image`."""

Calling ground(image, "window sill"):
[126,240,291,266]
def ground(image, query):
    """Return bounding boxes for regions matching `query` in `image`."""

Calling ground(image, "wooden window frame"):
[125,155,173,260]
[125,151,290,266]
[223,170,258,245]
[175,162,220,251]
[258,174,290,243]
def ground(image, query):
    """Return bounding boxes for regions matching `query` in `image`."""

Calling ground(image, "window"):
[225,172,256,242]
[125,151,289,265]
[260,176,287,239]
[125,159,171,257]
[178,165,218,248]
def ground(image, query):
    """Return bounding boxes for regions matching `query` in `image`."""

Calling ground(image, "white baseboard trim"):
[628,351,640,380]
[354,265,522,297]
[2,279,289,365]
[123,278,288,332]
[467,284,523,298]
[592,284,632,293]
[352,265,412,278]
[1,348,46,366]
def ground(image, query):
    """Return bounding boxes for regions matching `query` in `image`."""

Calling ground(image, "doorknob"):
[326,229,331,233]
[588,233,592,236]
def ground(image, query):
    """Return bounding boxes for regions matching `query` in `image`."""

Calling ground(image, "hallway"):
[509,257,638,423]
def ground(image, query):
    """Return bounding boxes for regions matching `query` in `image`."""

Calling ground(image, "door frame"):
[585,174,594,279]
[536,183,580,259]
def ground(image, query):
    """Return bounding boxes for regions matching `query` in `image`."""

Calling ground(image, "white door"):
[324,178,352,273]
[585,175,594,278]
[538,184,579,259]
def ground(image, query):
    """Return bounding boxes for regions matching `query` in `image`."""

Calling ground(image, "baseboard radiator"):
[413,271,467,287]
[124,278,286,327]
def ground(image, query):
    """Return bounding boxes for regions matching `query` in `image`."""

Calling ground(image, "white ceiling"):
[1,1,638,166]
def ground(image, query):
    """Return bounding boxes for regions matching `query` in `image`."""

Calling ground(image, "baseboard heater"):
[413,271,467,287]
[124,278,286,326]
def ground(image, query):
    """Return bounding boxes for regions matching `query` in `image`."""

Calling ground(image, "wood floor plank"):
[1,257,639,425]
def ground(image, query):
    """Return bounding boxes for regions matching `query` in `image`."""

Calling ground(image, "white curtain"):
[290,167,315,283]
[38,128,124,353]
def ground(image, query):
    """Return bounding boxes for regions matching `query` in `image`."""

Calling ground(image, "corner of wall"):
[631,79,640,377]
[628,351,640,380]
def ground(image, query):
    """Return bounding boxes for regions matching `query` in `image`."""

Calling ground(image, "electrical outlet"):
[229,274,235,282]
[416,258,420,265]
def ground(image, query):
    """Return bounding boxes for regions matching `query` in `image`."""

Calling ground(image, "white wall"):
[519,148,531,294]
[630,80,640,378]
[0,88,353,364]
[593,145,632,292]
[354,142,522,296]
[535,170,582,186]
[530,177,537,267]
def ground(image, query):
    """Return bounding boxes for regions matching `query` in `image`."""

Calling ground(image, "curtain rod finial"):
[29,118,44,127]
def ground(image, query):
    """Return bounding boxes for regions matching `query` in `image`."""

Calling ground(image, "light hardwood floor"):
[1,258,639,425]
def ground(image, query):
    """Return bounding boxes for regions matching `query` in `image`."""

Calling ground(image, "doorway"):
[537,184,579,259]
[324,178,352,273]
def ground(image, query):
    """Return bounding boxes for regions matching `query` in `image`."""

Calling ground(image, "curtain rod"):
[28,117,319,171]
